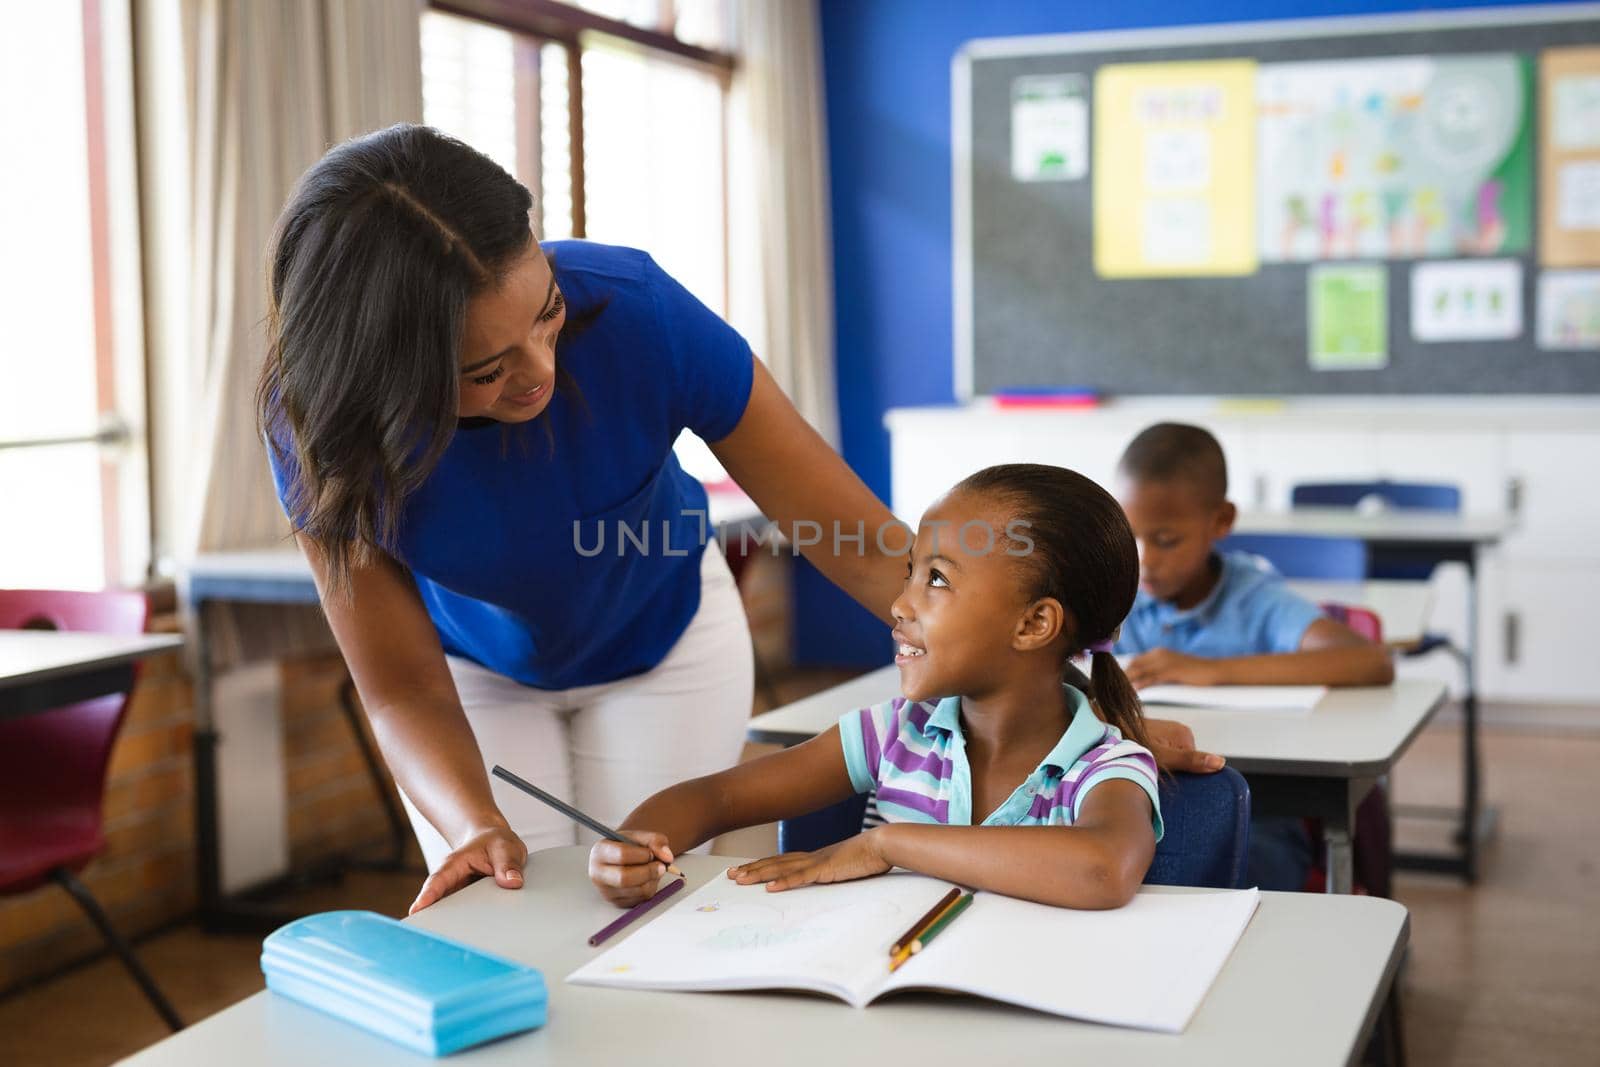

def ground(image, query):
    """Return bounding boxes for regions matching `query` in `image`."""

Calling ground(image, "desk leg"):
[1461,550,1481,884]
[1246,774,1364,894]
[1325,828,1354,895]
[192,612,223,922]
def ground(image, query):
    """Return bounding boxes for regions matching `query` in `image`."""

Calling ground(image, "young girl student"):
[589,464,1164,910]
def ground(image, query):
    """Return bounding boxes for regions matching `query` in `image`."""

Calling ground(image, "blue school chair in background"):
[778,767,1253,890]
[1291,480,1462,586]
[1219,533,1368,581]
[1291,479,1461,515]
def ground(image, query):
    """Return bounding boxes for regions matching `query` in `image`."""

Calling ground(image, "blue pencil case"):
[261,910,547,1056]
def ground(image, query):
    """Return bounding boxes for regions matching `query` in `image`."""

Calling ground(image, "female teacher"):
[260,124,1216,913]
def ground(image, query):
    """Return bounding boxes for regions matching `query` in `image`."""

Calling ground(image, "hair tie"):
[1085,626,1121,656]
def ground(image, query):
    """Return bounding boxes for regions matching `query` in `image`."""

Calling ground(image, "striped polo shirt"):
[838,685,1163,840]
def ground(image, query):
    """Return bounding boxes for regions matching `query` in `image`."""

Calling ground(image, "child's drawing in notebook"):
[589,464,1164,912]
[696,895,907,953]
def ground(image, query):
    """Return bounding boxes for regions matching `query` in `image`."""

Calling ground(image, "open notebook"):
[568,872,1259,1033]
[1136,684,1328,712]
[1112,655,1327,712]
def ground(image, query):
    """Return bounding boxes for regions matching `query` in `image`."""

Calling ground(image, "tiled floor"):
[1,685,1596,1066]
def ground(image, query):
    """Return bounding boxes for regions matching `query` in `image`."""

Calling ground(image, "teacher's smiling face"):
[457,239,568,421]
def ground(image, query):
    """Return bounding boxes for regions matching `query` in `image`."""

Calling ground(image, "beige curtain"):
[138,0,422,664]
[728,0,839,447]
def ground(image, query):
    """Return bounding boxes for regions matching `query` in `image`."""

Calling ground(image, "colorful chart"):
[1257,54,1533,263]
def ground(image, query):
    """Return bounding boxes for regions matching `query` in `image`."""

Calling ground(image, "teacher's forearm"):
[791,534,906,625]
[364,697,506,846]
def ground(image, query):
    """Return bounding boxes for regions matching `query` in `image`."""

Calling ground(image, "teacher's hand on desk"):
[409,822,528,914]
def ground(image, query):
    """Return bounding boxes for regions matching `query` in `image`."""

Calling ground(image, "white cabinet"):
[1483,561,1600,703]
[886,401,1600,704]
[1503,432,1600,559]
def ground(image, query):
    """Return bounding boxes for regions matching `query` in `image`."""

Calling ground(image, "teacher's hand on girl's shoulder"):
[589,831,676,908]
[1142,717,1226,775]
[408,823,528,914]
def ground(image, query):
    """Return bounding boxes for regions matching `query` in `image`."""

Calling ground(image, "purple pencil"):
[588,877,686,947]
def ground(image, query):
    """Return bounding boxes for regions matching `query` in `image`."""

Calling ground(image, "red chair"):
[0,589,183,1030]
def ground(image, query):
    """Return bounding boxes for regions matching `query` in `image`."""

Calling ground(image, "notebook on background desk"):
[568,872,1259,1033]
[1136,684,1328,713]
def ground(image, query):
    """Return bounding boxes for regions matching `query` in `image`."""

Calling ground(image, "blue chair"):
[777,767,1253,890]
[1292,480,1460,583]
[1291,480,1461,514]
[1219,533,1368,581]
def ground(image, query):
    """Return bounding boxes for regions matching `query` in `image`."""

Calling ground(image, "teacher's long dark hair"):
[258,123,579,593]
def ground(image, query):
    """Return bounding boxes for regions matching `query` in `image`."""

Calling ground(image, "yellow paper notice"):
[1094,60,1258,278]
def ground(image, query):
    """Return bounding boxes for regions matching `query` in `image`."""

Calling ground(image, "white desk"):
[748,667,1445,894]
[1240,508,1507,884]
[1235,508,1510,545]
[0,630,184,720]
[117,846,1408,1067]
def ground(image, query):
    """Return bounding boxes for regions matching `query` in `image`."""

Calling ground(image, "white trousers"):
[399,547,755,871]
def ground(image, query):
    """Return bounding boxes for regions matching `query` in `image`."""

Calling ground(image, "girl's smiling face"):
[456,240,567,421]
[890,490,1065,703]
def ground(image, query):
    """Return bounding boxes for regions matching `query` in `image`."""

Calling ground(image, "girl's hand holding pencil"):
[727,828,893,892]
[588,831,681,908]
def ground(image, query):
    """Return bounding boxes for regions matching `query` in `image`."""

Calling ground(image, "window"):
[420,0,735,317]
[0,1,146,590]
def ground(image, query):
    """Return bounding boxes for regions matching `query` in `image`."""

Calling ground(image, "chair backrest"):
[0,588,148,634]
[1319,601,1384,644]
[0,589,150,815]
[1291,480,1461,514]
[776,767,1253,890]
[1142,768,1252,889]
[777,793,869,855]
[1220,533,1368,581]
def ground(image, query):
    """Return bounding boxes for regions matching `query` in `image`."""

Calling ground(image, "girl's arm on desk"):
[588,726,859,906]
[728,780,1156,910]
[1124,618,1395,688]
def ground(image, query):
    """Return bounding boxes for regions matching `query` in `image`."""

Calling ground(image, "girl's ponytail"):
[1086,632,1149,750]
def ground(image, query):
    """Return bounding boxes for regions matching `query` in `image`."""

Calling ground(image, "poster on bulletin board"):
[1092,60,1258,278]
[1256,54,1533,263]
[1540,46,1600,267]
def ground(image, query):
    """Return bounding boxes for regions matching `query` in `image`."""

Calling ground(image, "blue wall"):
[796,0,1576,666]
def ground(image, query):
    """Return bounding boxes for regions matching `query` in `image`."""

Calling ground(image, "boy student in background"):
[590,465,1163,910]
[1113,422,1394,890]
